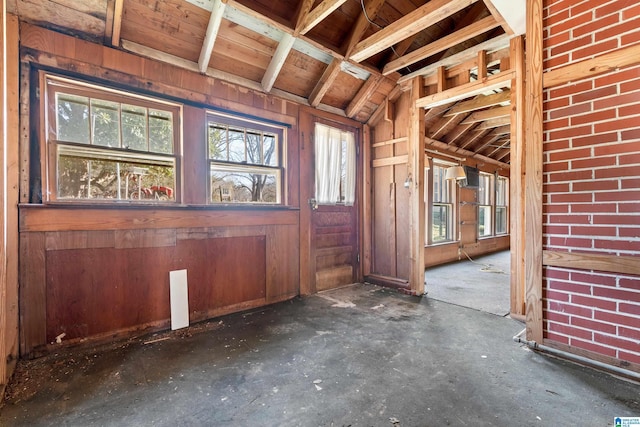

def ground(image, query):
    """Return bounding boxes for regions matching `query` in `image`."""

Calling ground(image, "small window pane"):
[210,167,278,203]
[122,104,147,151]
[263,134,277,166]
[228,128,246,162]
[432,204,451,242]
[246,131,262,164]
[478,205,492,237]
[496,206,507,234]
[57,94,89,143]
[209,125,227,160]
[92,99,120,148]
[149,109,173,154]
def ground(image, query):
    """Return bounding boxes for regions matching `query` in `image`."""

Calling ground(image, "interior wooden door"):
[300,111,360,294]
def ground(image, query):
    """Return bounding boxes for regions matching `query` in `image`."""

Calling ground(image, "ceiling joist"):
[383,15,498,75]
[198,0,228,73]
[350,0,477,63]
[346,74,382,118]
[110,0,123,47]
[299,0,348,35]
[309,58,343,107]
[262,33,295,92]
[344,0,387,58]
[460,105,511,123]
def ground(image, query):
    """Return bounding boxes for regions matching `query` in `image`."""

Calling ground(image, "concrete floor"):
[1,284,639,426]
[425,250,511,316]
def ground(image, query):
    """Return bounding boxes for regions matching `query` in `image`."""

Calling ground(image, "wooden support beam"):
[383,15,498,75]
[460,105,510,124]
[543,43,640,89]
[398,34,511,84]
[474,117,510,130]
[459,128,489,150]
[262,33,295,92]
[294,0,315,35]
[485,138,510,158]
[524,0,543,343]
[416,69,514,109]
[427,114,463,140]
[346,74,382,118]
[445,90,510,116]
[543,251,640,277]
[198,0,228,73]
[482,0,515,35]
[408,76,426,295]
[1,10,20,390]
[309,58,342,107]
[344,0,387,57]
[507,38,525,324]
[299,0,348,35]
[425,137,509,168]
[444,122,476,145]
[111,0,124,47]
[436,66,446,92]
[372,155,409,167]
[351,0,476,63]
[477,50,487,79]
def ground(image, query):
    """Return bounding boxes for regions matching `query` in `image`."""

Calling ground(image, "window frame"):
[429,163,455,245]
[43,73,182,204]
[495,175,509,235]
[477,172,493,238]
[206,111,286,205]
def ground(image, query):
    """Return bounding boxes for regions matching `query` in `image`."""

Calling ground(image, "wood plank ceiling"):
[8,0,525,164]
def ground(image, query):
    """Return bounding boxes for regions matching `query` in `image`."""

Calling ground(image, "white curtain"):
[315,123,356,205]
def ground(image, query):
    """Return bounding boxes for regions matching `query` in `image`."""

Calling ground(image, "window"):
[495,176,509,235]
[431,164,453,243]
[45,75,180,202]
[478,172,493,237]
[208,112,284,204]
[314,123,356,205]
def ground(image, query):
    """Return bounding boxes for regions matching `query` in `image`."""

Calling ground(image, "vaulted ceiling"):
[8,0,525,164]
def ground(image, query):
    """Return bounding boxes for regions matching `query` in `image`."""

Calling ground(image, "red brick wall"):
[542,0,640,366]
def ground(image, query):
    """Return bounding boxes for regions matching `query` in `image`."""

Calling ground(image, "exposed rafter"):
[460,105,511,124]
[383,15,498,75]
[198,0,228,73]
[262,33,295,92]
[294,0,315,35]
[299,0,348,35]
[346,74,382,118]
[444,90,510,116]
[350,0,476,63]
[309,58,343,107]
[344,0,387,58]
[110,0,124,47]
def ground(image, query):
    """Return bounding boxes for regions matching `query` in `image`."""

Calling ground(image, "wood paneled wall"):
[17,24,308,356]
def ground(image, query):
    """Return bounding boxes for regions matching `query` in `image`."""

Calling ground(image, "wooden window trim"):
[41,72,182,204]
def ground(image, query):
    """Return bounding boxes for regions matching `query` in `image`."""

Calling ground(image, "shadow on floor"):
[1,283,638,426]
[425,250,511,316]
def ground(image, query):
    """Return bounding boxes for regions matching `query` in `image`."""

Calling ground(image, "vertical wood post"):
[509,35,526,317]
[362,124,372,278]
[1,9,21,389]
[525,0,544,342]
[408,76,425,295]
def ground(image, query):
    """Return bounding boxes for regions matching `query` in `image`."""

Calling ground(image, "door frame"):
[299,106,363,295]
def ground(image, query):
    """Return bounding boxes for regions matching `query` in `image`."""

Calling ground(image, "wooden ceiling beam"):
[485,138,510,158]
[424,137,509,168]
[350,0,476,63]
[110,0,124,46]
[398,33,510,83]
[344,0,387,58]
[416,69,514,109]
[460,105,511,124]
[262,33,296,92]
[294,0,315,35]
[444,90,510,116]
[198,0,228,73]
[427,114,465,140]
[383,15,498,75]
[474,117,511,130]
[346,74,382,118]
[309,58,342,107]
[443,122,476,145]
[459,128,489,150]
[299,0,349,35]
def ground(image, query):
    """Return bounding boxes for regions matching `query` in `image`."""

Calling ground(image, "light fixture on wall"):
[445,165,466,181]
